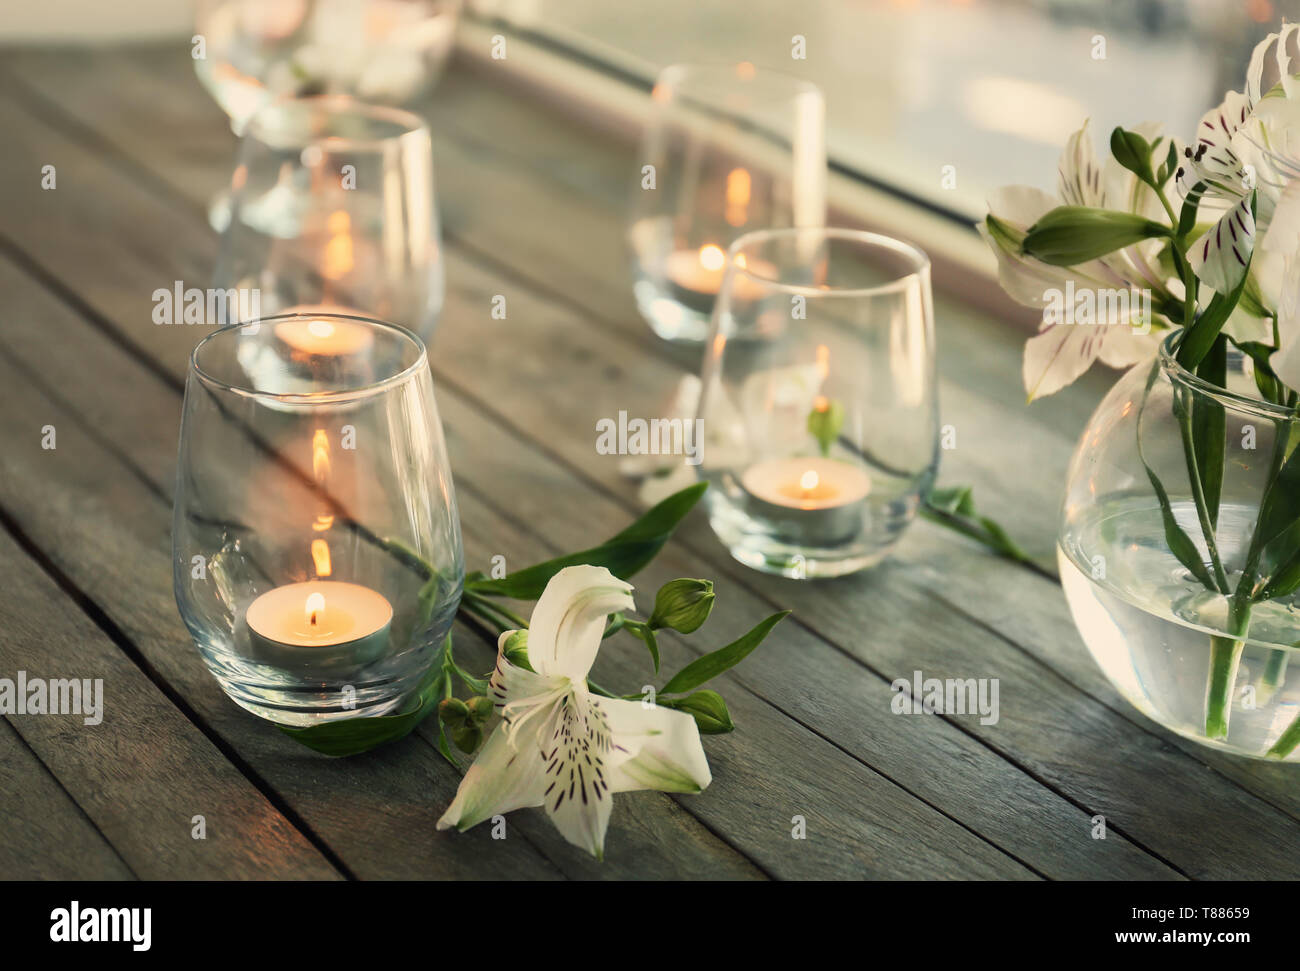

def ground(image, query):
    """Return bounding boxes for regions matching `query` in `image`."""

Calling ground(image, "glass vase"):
[696,227,938,578]
[173,313,463,726]
[1060,332,1300,760]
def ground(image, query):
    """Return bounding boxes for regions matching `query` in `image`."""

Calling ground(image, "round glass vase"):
[696,228,939,578]
[1060,332,1300,760]
[173,313,464,726]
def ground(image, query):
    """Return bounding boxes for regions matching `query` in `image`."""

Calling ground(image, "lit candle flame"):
[305,591,326,628]
[800,469,820,493]
[816,344,830,380]
[813,394,829,413]
[699,244,726,271]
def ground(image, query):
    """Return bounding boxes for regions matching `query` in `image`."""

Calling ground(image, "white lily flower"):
[979,120,1170,400]
[437,565,712,858]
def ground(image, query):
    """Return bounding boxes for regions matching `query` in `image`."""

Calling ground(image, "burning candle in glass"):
[245,578,392,671]
[740,455,871,545]
[663,245,778,314]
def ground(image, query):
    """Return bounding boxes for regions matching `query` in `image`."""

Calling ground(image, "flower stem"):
[1205,596,1251,739]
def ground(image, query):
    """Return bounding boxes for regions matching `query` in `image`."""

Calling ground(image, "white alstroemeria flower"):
[1177,26,1300,295]
[979,120,1170,400]
[437,565,712,858]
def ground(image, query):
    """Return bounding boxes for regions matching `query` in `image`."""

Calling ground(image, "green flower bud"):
[438,697,469,727]
[466,695,494,724]
[501,629,533,671]
[648,578,715,634]
[807,397,845,457]
[451,723,482,754]
[666,689,734,734]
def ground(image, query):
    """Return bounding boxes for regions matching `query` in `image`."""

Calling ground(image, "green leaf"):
[1232,338,1284,404]
[661,689,734,734]
[277,637,449,757]
[626,621,661,673]
[1189,335,1227,530]
[919,485,1033,564]
[1022,206,1169,266]
[466,482,707,600]
[1136,363,1216,590]
[1175,263,1252,371]
[660,611,790,695]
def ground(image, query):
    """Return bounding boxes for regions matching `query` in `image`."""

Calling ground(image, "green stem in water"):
[1205,596,1252,739]
[1259,648,1290,704]
[1175,395,1230,593]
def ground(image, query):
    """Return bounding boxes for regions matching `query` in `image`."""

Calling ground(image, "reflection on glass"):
[628,63,825,343]
[212,97,444,344]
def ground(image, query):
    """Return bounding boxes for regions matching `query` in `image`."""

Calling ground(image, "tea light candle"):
[664,245,776,311]
[245,580,392,670]
[740,456,871,544]
[274,304,375,357]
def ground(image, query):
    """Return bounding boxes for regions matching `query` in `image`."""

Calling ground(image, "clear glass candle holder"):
[195,0,462,227]
[173,313,463,725]
[696,228,938,578]
[213,96,444,344]
[628,63,825,343]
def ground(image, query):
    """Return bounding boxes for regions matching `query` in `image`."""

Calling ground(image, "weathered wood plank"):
[0,718,135,879]
[0,522,340,880]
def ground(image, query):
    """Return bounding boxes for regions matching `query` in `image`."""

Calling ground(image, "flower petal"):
[1057,120,1106,208]
[1246,24,1300,108]
[527,565,634,681]
[1189,195,1255,294]
[437,721,549,833]
[1022,323,1106,401]
[598,697,713,795]
[539,690,614,858]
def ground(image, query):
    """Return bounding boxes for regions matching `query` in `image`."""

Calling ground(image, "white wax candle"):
[741,456,871,510]
[245,580,392,668]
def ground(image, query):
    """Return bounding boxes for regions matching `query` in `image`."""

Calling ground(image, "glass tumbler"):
[212,96,444,344]
[628,63,825,343]
[173,313,463,725]
[696,228,938,578]
[194,0,462,226]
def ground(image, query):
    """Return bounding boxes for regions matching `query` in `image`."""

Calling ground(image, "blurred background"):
[6,0,1296,224]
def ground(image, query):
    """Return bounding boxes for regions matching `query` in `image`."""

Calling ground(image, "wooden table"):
[1,40,1297,881]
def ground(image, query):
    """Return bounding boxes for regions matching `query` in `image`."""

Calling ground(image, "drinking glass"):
[195,0,460,225]
[696,228,938,578]
[628,63,825,343]
[212,96,444,344]
[173,313,463,725]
